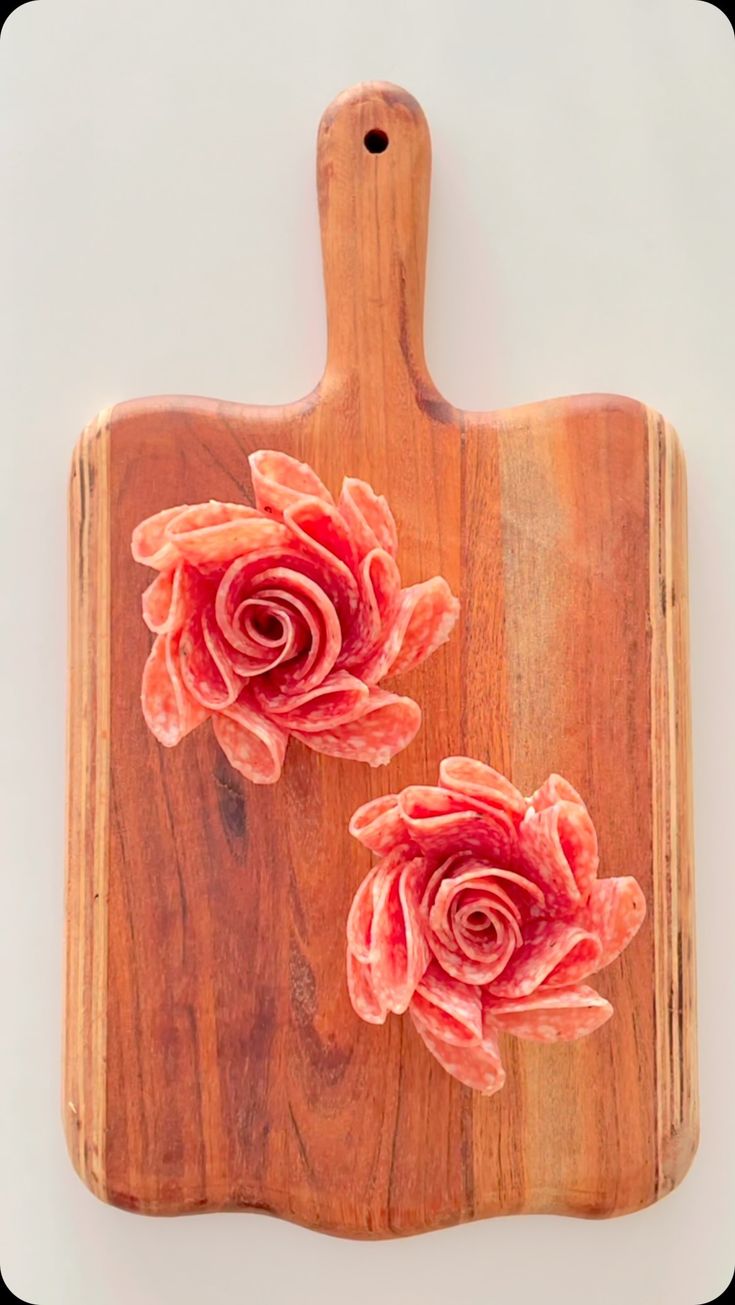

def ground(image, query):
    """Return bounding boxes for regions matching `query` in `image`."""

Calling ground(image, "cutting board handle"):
[317,82,434,401]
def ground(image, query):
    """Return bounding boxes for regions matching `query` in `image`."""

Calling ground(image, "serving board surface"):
[65,82,697,1235]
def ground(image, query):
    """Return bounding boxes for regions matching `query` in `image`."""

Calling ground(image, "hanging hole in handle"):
[364,128,389,154]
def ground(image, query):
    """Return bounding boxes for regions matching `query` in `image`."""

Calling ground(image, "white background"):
[1,1,733,1301]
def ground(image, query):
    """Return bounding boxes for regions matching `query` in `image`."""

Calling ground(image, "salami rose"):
[132,452,459,783]
[347,758,645,1094]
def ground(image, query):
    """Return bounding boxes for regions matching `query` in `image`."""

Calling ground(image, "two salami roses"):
[132,450,645,1095]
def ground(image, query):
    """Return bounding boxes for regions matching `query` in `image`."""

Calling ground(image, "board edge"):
[64,406,113,1205]
[647,407,699,1203]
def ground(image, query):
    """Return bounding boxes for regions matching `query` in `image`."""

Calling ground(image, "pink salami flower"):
[132,451,459,783]
[347,758,645,1095]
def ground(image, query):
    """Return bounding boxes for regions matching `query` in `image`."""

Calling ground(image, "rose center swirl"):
[215,558,342,686]
[421,856,544,986]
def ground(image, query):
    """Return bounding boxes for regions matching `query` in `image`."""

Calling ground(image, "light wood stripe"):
[64,408,112,1200]
[648,410,698,1196]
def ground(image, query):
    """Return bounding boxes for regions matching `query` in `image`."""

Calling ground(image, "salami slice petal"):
[518,798,598,912]
[385,577,460,679]
[165,501,291,565]
[409,1016,506,1095]
[397,786,516,863]
[168,563,213,633]
[409,967,506,1092]
[346,863,381,964]
[346,867,390,1024]
[201,606,244,693]
[485,984,613,1042]
[141,631,208,746]
[212,695,288,784]
[346,853,429,1020]
[338,477,398,559]
[132,504,188,570]
[359,550,402,631]
[254,670,369,732]
[284,497,359,575]
[369,855,430,1015]
[249,449,334,518]
[348,794,411,855]
[292,689,421,767]
[142,569,175,632]
[280,500,364,658]
[486,917,602,998]
[439,757,528,821]
[529,773,587,812]
[179,608,243,709]
[411,963,483,1045]
[581,876,646,970]
[343,549,402,679]
[347,949,386,1024]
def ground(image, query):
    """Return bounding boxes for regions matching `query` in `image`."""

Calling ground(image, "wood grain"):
[64,82,697,1235]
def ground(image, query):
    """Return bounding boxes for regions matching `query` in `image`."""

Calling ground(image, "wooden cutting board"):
[65,81,697,1235]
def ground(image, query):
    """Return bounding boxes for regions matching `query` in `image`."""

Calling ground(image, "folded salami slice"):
[212,694,288,785]
[292,688,421,766]
[346,851,429,1020]
[141,631,208,747]
[484,984,613,1042]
